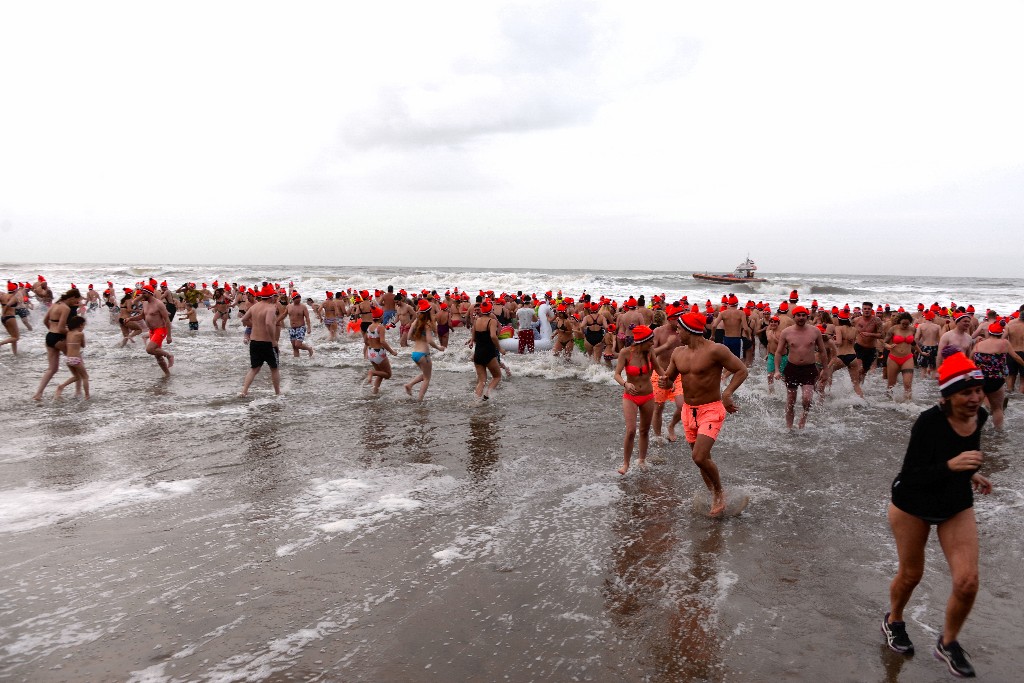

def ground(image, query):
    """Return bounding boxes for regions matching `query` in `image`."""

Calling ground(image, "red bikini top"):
[892,334,911,344]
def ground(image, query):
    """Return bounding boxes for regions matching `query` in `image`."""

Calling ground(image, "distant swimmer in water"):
[659,312,748,516]
[54,315,89,399]
[614,324,657,474]
[882,352,992,678]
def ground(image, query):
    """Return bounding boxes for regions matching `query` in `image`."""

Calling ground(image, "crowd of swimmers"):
[4,275,1019,677]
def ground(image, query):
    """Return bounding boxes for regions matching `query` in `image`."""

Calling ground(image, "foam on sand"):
[0,478,202,534]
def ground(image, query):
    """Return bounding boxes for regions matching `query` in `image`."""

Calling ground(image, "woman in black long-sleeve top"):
[881,352,993,678]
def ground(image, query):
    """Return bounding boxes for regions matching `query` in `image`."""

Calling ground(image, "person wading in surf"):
[659,311,748,516]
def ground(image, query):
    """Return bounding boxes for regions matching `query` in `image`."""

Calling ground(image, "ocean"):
[1,263,1022,682]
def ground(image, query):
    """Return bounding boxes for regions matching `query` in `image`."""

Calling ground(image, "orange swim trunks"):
[683,400,727,444]
[651,368,682,403]
[149,326,169,346]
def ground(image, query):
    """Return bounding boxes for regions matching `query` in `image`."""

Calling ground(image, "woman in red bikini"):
[885,312,918,400]
[613,324,656,474]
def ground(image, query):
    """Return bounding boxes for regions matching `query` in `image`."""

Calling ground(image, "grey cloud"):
[341,2,697,150]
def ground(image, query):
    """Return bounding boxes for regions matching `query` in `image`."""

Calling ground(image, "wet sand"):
[1,322,1023,682]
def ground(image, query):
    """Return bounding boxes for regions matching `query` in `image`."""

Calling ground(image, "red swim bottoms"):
[149,327,169,346]
[651,369,682,403]
[683,400,726,444]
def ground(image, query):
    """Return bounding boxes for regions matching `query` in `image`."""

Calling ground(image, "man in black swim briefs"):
[774,306,827,429]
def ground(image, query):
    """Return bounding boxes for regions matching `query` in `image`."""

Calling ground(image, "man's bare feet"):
[308,348,314,358]
[167,354,175,368]
[709,492,726,516]
[404,384,413,396]
[667,429,678,443]
[53,388,63,399]
[617,464,628,475]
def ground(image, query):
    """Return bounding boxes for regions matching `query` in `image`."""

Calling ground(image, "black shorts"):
[165,303,177,320]
[982,377,1005,394]
[360,320,371,333]
[918,345,938,369]
[1008,352,1024,377]
[783,362,819,388]
[854,342,877,369]
[249,340,279,369]
[45,332,66,349]
[584,329,603,346]
[838,353,857,367]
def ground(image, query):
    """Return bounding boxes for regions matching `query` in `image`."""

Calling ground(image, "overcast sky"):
[2,1,1022,277]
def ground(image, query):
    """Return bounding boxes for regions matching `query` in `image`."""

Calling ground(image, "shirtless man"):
[240,287,281,396]
[431,303,448,349]
[914,311,942,379]
[831,311,864,396]
[937,313,974,369]
[765,316,783,394]
[970,310,999,341]
[132,285,174,376]
[651,305,685,441]
[659,311,748,516]
[1005,306,1024,393]
[773,306,827,429]
[854,301,883,381]
[711,295,749,360]
[287,293,314,357]
[31,276,53,308]
[85,284,100,311]
[381,285,397,327]
[396,295,415,347]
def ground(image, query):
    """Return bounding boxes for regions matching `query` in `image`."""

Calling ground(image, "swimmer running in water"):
[659,311,748,516]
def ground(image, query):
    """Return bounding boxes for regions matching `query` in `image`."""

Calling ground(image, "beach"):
[1,264,1023,682]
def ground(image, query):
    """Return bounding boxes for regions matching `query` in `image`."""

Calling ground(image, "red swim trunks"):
[651,368,682,403]
[683,400,727,444]
[149,327,169,346]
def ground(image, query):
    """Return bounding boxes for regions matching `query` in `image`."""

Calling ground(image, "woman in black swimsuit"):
[33,288,82,400]
[1,282,22,354]
[882,352,992,677]
[471,301,501,399]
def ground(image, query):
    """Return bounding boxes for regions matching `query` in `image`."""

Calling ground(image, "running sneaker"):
[881,613,914,654]
[934,637,976,678]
